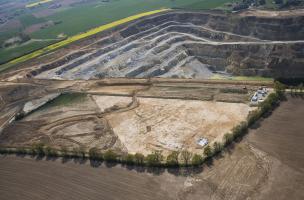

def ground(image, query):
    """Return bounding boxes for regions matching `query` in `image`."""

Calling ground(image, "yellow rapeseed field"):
[3,9,169,70]
[26,0,53,8]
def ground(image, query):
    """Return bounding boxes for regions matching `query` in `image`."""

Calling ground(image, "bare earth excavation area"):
[0,79,258,156]
[106,97,252,155]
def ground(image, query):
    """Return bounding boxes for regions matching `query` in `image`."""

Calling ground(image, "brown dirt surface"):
[0,156,186,200]
[1,92,253,154]
[246,96,304,200]
[0,94,125,151]
[0,96,303,200]
[106,97,254,155]
[1,80,303,199]
[0,79,260,153]
[248,96,304,169]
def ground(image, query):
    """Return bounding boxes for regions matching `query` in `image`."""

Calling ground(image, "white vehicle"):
[252,96,258,102]
[197,138,208,147]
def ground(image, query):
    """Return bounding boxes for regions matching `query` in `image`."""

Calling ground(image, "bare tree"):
[192,154,203,166]
[181,150,192,166]
[146,150,163,166]
[299,83,303,95]
[89,147,101,160]
[203,145,213,158]
[134,153,145,165]
[166,151,180,166]
[61,146,69,158]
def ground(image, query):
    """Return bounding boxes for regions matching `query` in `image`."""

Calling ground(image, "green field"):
[183,0,239,10]
[39,93,87,110]
[0,40,55,64]
[0,0,238,69]
[0,9,168,72]
[31,0,238,40]
[19,14,46,27]
[264,0,289,9]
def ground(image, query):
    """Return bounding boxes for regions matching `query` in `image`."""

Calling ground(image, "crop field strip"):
[26,0,53,8]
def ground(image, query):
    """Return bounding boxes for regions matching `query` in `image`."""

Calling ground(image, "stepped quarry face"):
[5,9,303,81]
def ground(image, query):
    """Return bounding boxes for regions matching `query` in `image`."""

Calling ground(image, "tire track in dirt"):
[34,85,149,148]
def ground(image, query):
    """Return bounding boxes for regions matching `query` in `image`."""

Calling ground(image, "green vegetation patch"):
[19,14,46,27]
[182,0,239,10]
[0,40,55,65]
[220,88,248,94]
[39,93,87,110]
[0,30,21,45]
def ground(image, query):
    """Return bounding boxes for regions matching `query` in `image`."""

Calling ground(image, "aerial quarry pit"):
[0,6,304,200]
[2,9,304,81]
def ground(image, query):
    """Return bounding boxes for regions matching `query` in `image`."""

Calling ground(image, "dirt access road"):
[0,96,303,200]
